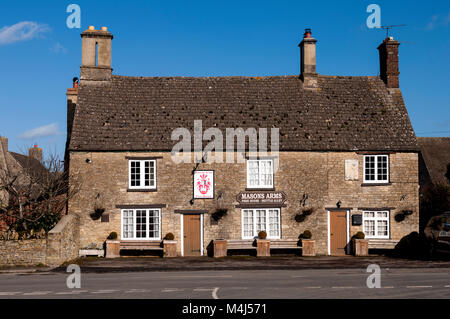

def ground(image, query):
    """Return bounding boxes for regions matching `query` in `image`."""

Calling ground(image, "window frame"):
[121,208,161,241]
[362,210,390,239]
[246,159,274,189]
[241,208,281,239]
[128,159,157,190]
[363,155,389,184]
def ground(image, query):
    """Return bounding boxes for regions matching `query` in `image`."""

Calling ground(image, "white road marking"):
[55,290,88,295]
[331,287,356,289]
[445,285,450,288]
[291,275,305,278]
[305,286,321,289]
[125,289,150,293]
[161,288,184,292]
[193,288,214,292]
[90,289,118,294]
[382,286,394,289]
[23,291,52,295]
[0,292,22,296]
[170,275,232,278]
[406,286,433,289]
[212,287,219,300]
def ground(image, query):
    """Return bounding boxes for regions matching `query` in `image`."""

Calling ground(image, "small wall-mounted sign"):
[237,191,286,205]
[193,170,214,199]
[352,214,362,226]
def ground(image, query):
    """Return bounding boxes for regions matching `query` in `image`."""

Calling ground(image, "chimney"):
[29,145,43,163]
[0,136,7,152]
[378,37,400,88]
[80,26,113,84]
[299,28,318,90]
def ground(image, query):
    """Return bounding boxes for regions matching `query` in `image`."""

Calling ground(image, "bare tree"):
[0,152,80,239]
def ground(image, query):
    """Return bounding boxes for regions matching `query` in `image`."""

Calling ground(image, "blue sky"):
[0,0,449,158]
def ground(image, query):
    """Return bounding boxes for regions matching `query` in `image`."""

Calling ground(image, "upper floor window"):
[363,211,389,239]
[247,159,273,189]
[129,160,156,190]
[363,155,389,183]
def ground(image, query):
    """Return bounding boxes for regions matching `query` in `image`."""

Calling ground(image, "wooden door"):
[183,214,201,256]
[330,211,347,255]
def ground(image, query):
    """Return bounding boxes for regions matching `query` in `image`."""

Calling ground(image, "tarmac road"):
[0,268,449,299]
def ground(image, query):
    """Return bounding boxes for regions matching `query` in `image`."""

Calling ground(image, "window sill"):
[361,183,391,187]
[127,188,158,192]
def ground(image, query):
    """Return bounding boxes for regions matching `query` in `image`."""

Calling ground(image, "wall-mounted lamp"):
[86,158,92,164]
[336,200,342,208]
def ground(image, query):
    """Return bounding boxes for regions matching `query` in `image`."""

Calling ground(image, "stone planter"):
[105,240,120,258]
[79,249,104,257]
[256,239,270,257]
[353,239,369,256]
[213,239,227,258]
[163,240,177,258]
[301,239,315,256]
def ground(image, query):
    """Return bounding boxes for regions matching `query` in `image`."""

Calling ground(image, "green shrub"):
[258,231,267,239]
[164,233,175,240]
[107,232,118,240]
[301,230,312,239]
[355,231,365,239]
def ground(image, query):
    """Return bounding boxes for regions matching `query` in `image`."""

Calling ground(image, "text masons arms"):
[236,191,287,205]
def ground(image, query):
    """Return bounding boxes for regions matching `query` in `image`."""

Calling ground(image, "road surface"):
[0,268,449,299]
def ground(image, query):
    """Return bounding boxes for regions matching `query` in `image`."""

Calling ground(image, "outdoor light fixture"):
[86,158,91,164]
[336,200,342,208]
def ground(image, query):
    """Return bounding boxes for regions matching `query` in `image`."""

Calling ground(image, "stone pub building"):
[65,26,419,256]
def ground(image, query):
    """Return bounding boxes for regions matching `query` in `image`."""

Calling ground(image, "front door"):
[330,211,348,255]
[183,214,201,256]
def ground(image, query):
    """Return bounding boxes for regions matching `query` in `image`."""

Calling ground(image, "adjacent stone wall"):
[69,151,419,256]
[0,214,80,266]
[0,239,47,266]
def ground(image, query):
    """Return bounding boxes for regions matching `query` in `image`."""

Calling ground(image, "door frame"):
[327,210,350,255]
[180,213,204,257]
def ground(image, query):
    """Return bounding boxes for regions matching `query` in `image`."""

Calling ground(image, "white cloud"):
[0,21,50,45]
[425,13,450,30]
[19,123,63,139]
[50,42,68,54]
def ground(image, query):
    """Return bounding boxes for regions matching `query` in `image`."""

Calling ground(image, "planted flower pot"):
[353,239,369,256]
[301,239,315,256]
[256,239,270,257]
[163,240,177,258]
[105,240,120,258]
[213,239,227,258]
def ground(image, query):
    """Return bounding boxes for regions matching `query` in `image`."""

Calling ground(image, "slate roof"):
[68,75,419,152]
[418,137,450,185]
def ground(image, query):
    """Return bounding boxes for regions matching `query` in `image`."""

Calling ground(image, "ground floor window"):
[242,208,281,239]
[121,208,161,240]
[362,211,389,238]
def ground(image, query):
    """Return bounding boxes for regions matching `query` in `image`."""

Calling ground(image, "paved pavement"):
[50,255,450,273]
[0,268,449,299]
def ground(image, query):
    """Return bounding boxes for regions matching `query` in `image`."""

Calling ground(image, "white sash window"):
[246,159,274,188]
[121,209,161,240]
[129,160,156,189]
[242,208,281,239]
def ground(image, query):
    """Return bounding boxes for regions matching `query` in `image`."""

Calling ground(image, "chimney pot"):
[378,37,400,88]
[101,26,108,31]
[88,25,95,30]
[0,136,8,152]
[28,145,43,163]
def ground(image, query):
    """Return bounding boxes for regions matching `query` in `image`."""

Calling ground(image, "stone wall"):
[68,151,419,256]
[0,239,47,266]
[0,214,80,266]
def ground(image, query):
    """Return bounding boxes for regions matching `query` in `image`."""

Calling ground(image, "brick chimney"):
[0,136,7,152]
[299,28,318,90]
[80,26,113,84]
[29,145,43,163]
[378,37,400,88]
